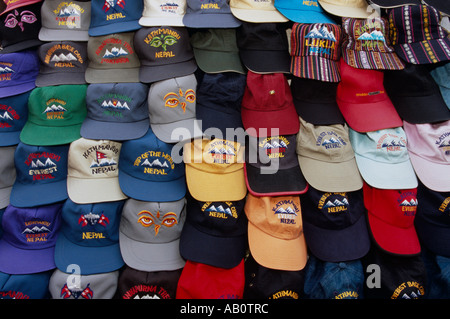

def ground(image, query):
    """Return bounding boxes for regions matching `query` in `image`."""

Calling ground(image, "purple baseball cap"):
[0,202,62,275]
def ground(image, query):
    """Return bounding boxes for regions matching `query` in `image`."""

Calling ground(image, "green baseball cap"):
[20,84,88,146]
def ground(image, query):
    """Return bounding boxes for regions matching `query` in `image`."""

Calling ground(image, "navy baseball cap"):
[0,50,39,98]
[81,82,150,141]
[0,270,52,299]
[0,202,63,275]
[118,127,186,202]
[89,0,143,36]
[54,198,125,275]
[10,142,69,208]
[0,90,31,146]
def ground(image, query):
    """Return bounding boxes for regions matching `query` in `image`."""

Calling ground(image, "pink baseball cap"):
[0,0,41,16]
[403,120,450,192]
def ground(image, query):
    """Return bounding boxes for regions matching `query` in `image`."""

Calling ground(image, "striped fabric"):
[290,22,342,82]
[388,4,450,64]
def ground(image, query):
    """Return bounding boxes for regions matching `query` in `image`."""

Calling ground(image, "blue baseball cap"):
[274,0,336,24]
[118,127,186,202]
[431,62,450,110]
[54,198,125,275]
[10,142,69,208]
[89,0,144,36]
[182,0,241,28]
[0,50,39,98]
[0,270,52,299]
[0,90,31,146]
[0,203,63,275]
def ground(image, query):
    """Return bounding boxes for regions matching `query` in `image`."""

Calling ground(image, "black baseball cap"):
[419,0,449,14]
[367,0,421,8]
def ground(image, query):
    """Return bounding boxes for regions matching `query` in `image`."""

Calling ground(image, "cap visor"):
[150,118,204,144]
[342,49,405,70]
[273,7,336,24]
[0,241,55,274]
[239,50,290,74]
[139,16,184,27]
[67,176,127,204]
[20,121,82,146]
[88,20,141,36]
[241,107,300,137]
[230,8,288,23]
[196,103,243,137]
[291,56,341,82]
[139,60,197,83]
[193,49,245,74]
[182,13,242,28]
[179,221,247,269]
[0,39,43,54]
[293,98,345,125]
[185,165,247,202]
[35,71,87,87]
[10,179,68,208]
[415,213,450,257]
[408,152,450,192]
[38,28,89,42]
[0,131,20,146]
[54,232,124,275]
[119,232,185,272]
[0,81,36,98]
[318,1,371,18]
[81,118,149,141]
[85,67,140,84]
[395,38,450,64]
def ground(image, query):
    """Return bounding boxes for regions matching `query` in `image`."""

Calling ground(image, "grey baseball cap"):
[38,0,91,41]
[49,268,119,299]
[148,74,203,143]
[119,197,187,272]
[0,145,16,209]
[85,32,140,83]
[81,82,150,141]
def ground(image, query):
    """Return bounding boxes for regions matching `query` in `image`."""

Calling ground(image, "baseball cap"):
[179,193,247,269]
[300,186,370,262]
[0,90,31,146]
[147,74,203,144]
[118,127,186,202]
[274,0,336,24]
[0,270,52,299]
[182,0,241,28]
[85,32,140,83]
[10,142,69,207]
[89,0,143,36]
[38,0,91,41]
[349,127,418,190]
[384,64,450,124]
[337,58,403,132]
[236,21,290,74]
[183,138,246,202]
[364,182,421,255]
[431,62,450,110]
[422,0,449,15]
[49,268,119,299]
[403,120,450,192]
[67,138,127,204]
[195,71,246,138]
[291,77,345,125]
[341,16,405,70]
[245,134,308,196]
[297,117,363,192]
[0,2,43,53]
[54,198,125,275]
[117,265,182,299]
[119,197,186,272]
[0,202,62,274]
[245,194,308,271]
[0,146,16,209]
[303,255,365,299]
[190,28,244,74]
[0,0,42,15]
[139,0,186,27]
[0,50,39,98]
[290,22,343,83]
[19,84,88,146]
[241,71,299,138]
[134,26,197,83]
[176,259,245,299]
[81,82,150,141]
[35,41,88,87]
[388,4,450,64]
[230,0,288,23]
[318,0,374,18]
[367,0,420,8]
[414,181,450,258]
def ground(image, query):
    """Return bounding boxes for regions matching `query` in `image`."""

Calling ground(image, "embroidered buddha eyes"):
[163,89,196,113]
[5,10,37,31]
[137,210,178,236]
[149,34,178,51]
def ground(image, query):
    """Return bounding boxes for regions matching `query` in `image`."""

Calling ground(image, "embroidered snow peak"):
[134,151,175,175]
[44,44,84,66]
[83,144,120,159]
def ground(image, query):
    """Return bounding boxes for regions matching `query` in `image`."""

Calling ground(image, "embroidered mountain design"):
[381,140,405,148]
[103,47,128,58]
[323,197,349,208]
[141,158,169,168]
[22,226,51,234]
[51,53,78,62]
[274,206,297,216]
[208,147,236,155]
[205,205,233,216]
[57,6,80,17]
[357,30,385,41]
[0,111,13,120]
[305,25,336,41]
[101,100,130,110]
[0,66,14,74]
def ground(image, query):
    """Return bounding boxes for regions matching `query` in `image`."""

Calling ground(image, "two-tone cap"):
[139,0,186,27]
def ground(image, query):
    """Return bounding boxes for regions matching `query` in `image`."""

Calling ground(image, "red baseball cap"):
[363,182,421,256]
[241,71,299,137]
[176,259,245,299]
[336,59,403,132]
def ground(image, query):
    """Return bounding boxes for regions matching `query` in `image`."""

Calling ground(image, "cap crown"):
[89,0,143,30]
[0,51,39,90]
[40,0,91,31]
[0,91,30,137]
[142,0,186,18]
[38,41,87,75]
[185,0,232,14]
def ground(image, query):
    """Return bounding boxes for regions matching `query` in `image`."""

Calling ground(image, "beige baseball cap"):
[245,193,307,271]
[230,0,288,23]
[139,0,187,26]
[67,138,127,204]
[318,0,374,18]
[296,117,363,192]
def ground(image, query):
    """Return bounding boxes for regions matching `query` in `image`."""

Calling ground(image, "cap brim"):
[293,98,345,125]
[247,220,307,271]
[139,16,185,27]
[88,20,141,36]
[179,220,247,269]
[303,214,371,262]
[119,232,185,272]
[342,49,405,70]
[20,121,82,146]
[139,60,197,83]
[81,118,150,141]
[38,28,89,42]
[85,67,140,84]
[318,1,371,18]
[241,107,300,137]
[150,118,204,144]
[0,131,21,147]
[354,154,418,190]
[291,56,341,82]
[273,6,336,24]
[118,169,186,202]
[0,81,36,98]
[196,103,243,137]
[415,213,450,257]
[182,13,242,28]
[193,48,245,74]
[394,38,450,64]
[239,50,290,74]
[244,163,308,196]
[408,152,450,192]
[67,176,127,204]
[0,39,43,54]
[0,240,56,274]
[185,165,247,202]
[10,179,68,208]
[54,232,124,275]
[35,71,87,87]
[230,8,288,23]
[298,156,363,192]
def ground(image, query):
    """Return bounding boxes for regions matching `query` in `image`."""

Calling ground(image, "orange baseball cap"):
[244,194,308,271]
